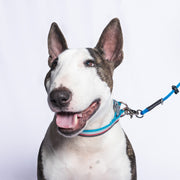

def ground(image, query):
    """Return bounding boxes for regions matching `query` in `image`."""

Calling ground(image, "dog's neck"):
[83,98,114,131]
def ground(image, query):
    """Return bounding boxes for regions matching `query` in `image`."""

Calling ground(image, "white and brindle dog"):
[38,18,136,180]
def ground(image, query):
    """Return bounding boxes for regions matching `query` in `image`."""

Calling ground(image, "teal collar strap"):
[79,100,123,137]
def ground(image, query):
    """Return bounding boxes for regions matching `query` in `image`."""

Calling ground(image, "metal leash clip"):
[125,108,143,119]
[120,102,143,119]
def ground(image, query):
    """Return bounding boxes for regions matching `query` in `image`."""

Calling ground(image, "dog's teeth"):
[77,113,83,118]
[73,114,79,126]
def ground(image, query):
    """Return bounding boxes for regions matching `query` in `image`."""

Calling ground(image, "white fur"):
[46,49,111,114]
[42,102,131,180]
[43,48,132,179]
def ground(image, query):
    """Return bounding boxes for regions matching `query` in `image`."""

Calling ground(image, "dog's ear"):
[48,22,68,67]
[95,18,123,69]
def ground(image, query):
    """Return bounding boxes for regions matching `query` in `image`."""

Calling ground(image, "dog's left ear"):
[95,18,123,69]
[48,22,68,67]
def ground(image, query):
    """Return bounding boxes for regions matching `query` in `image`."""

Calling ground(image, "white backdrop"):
[0,0,180,179]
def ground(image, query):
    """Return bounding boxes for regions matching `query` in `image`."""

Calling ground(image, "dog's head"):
[45,18,123,137]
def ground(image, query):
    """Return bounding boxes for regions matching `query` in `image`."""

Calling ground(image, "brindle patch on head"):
[44,68,52,92]
[44,57,60,92]
[87,48,114,92]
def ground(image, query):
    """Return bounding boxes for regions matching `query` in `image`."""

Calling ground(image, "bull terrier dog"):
[38,18,136,180]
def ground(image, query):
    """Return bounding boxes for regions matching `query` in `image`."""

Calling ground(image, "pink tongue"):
[56,114,79,129]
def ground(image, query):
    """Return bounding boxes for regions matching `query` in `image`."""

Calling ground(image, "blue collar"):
[79,100,124,137]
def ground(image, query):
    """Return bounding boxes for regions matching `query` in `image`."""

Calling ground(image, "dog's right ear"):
[48,22,68,67]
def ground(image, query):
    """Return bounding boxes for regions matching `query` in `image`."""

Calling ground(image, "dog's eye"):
[51,58,58,69]
[84,60,95,67]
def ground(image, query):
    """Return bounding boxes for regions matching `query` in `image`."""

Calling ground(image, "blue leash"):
[79,83,179,137]
[141,83,180,116]
[118,83,180,118]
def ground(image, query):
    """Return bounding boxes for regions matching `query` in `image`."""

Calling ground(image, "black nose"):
[49,87,72,108]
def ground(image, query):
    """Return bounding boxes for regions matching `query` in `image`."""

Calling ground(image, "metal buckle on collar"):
[113,100,121,117]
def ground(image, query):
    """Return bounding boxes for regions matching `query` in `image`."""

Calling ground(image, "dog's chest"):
[42,130,132,180]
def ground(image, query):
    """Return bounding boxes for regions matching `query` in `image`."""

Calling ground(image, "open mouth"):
[55,99,100,136]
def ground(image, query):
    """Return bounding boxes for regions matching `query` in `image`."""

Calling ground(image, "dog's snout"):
[50,88,72,108]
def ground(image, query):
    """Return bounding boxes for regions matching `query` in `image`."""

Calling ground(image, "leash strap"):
[78,82,179,137]
[141,83,180,116]
[118,82,180,118]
